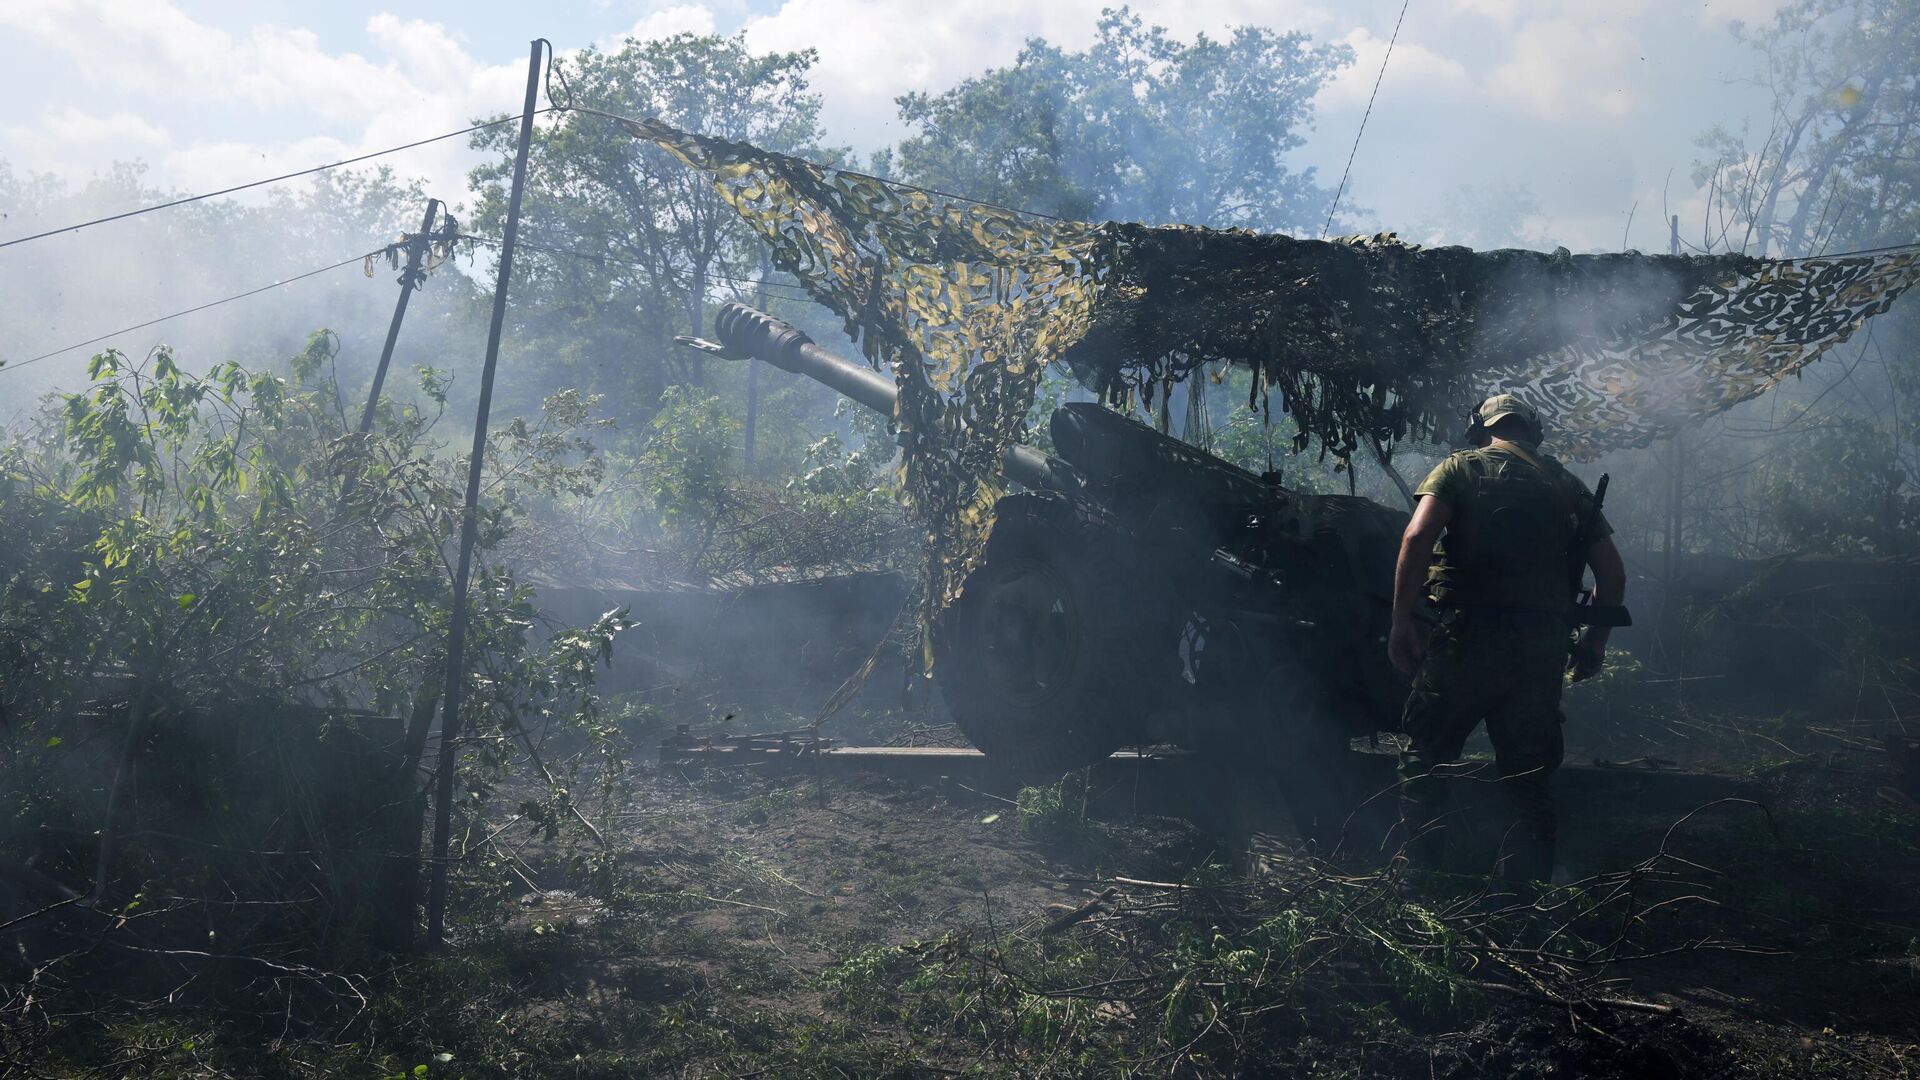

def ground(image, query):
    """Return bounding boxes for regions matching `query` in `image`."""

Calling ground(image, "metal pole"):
[425,39,544,949]
[358,198,442,434]
[744,254,768,471]
[1665,214,1684,594]
[1659,213,1687,678]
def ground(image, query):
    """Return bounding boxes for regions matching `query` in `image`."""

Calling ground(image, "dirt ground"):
[25,710,1918,1078]
[388,727,1920,1079]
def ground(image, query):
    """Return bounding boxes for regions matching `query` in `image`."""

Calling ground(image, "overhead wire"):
[463,232,816,298]
[0,111,553,253]
[1320,0,1412,238]
[0,249,384,374]
[551,99,1071,223]
[2,231,820,377]
[0,56,857,378]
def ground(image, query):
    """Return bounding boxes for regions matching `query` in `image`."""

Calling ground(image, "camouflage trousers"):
[1398,608,1568,878]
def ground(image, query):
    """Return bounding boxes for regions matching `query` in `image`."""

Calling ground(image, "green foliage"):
[895,7,1352,230]
[1755,413,1919,554]
[626,386,910,583]
[1015,779,1085,841]
[789,398,894,503]
[0,339,630,943]
[845,875,1484,1074]
[0,161,472,410]
[817,943,910,992]
[640,385,742,526]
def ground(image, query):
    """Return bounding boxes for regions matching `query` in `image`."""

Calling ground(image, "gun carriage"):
[688,303,1413,821]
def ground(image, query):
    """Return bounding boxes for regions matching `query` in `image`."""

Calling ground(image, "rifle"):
[1570,473,1631,627]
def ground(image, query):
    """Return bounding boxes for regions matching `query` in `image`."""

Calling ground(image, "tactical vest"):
[1428,446,1581,612]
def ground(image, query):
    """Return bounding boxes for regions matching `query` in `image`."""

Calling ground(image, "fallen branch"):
[1043,887,1116,935]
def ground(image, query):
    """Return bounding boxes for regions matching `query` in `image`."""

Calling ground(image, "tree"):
[1693,0,1920,257]
[469,33,831,423]
[893,7,1352,231]
[1602,0,1920,573]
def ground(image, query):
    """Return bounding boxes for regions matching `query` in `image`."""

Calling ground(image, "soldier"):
[1385,394,1628,884]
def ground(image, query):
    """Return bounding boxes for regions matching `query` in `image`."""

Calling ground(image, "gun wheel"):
[935,492,1150,772]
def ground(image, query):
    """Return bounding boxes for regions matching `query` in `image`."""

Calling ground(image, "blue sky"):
[0,0,1788,252]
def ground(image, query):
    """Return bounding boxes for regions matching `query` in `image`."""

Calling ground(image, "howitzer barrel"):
[703,303,1066,493]
[713,303,899,417]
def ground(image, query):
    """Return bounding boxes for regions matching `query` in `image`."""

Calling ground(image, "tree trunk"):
[88,672,153,908]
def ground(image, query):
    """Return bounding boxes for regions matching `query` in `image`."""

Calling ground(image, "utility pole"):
[1664,213,1685,595]
[425,39,544,949]
[357,198,442,434]
[689,252,709,387]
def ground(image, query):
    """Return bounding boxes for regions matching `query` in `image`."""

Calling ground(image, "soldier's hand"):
[1388,617,1426,678]
[1568,636,1606,682]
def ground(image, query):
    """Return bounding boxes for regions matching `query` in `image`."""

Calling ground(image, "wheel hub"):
[973,560,1081,707]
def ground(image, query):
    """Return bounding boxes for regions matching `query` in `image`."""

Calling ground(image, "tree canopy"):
[1695,0,1920,257]
[894,9,1352,230]
[469,32,833,421]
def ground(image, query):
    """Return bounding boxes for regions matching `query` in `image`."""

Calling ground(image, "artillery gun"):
[685,304,1412,828]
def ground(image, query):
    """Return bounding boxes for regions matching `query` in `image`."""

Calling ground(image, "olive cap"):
[1474,393,1543,438]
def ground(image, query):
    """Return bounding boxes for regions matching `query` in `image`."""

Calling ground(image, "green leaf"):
[45,736,61,748]
[176,592,197,610]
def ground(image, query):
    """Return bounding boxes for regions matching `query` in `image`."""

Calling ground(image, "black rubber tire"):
[934,492,1153,772]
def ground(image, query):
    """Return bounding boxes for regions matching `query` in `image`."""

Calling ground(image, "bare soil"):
[415,738,1920,1079]
[21,727,1919,1078]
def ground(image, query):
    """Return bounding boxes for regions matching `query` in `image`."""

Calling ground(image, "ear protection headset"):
[1463,406,1489,447]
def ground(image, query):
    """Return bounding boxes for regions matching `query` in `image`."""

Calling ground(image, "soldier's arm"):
[1587,535,1626,609]
[1570,536,1627,680]
[1389,495,1451,676]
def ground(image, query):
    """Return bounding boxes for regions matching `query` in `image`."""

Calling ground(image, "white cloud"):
[0,0,532,211]
[1695,0,1789,28]
[0,1,410,123]
[1484,17,1639,120]
[1,106,171,178]
[156,133,358,197]
[1448,0,1653,29]
[619,3,719,43]
[1321,27,1471,109]
[7,107,169,149]
[1449,0,1521,25]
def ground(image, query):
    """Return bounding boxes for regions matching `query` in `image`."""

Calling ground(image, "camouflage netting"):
[620,115,1103,641]
[1072,225,1920,458]
[621,114,1920,619]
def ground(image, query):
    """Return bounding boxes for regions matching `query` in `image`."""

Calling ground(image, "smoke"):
[0,161,488,416]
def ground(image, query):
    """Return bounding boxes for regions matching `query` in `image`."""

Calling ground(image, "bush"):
[0,339,631,1044]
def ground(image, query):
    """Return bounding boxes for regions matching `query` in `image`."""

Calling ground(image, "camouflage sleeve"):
[1414,454,1464,506]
